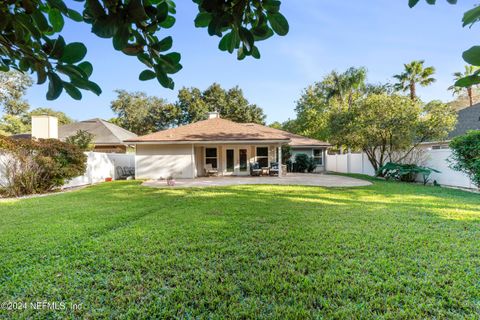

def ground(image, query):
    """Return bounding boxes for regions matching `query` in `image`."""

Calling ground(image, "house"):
[59,118,137,153]
[125,112,330,179]
[422,103,480,150]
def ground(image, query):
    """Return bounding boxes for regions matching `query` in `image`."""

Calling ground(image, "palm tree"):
[393,60,436,100]
[324,67,367,109]
[448,65,479,107]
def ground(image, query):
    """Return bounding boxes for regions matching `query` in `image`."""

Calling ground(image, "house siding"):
[135,144,195,179]
[290,147,327,172]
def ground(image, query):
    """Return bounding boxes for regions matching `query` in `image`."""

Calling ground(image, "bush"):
[65,129,94,151]
[449,130,480,188]
[294,153,316,173]
[377,162,440,185]
[0,136,87,197]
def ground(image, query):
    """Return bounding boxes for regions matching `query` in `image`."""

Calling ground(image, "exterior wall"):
[135,144,195,179]
[290,147,326,172]
[135,143,285,179]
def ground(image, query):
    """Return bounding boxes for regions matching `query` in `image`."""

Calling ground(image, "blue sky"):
[23,1,475,124]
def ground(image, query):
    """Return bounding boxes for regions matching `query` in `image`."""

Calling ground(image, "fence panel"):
[107,153,135,179]
[325,149,475,189]
[424,149,473,189]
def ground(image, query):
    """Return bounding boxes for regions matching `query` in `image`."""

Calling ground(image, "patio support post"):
[278,145,282,177]
[191,144,196,179]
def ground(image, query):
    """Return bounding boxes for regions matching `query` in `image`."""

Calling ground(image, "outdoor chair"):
[204,163,218,176]
[250,162,262,176]
[269,162,279,176]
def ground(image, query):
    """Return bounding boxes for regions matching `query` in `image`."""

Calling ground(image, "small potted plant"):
[166,175,175,186]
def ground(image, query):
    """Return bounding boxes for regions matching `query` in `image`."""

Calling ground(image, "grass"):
[0,177,479,319]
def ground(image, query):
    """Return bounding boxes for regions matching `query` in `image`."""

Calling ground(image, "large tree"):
[393,60,436,100]
[292,67,368,141]
[328,94,457,172]
[110,90,179,135]
[0,114,30,136]
[448,65,479,107]
[0,71,32,115]
[448,87,480,111]
[0,0,288,100]
[176,83,266,125]
[0,71,73,135]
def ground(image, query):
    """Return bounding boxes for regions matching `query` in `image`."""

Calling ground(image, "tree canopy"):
[110,84,266,135]
[0,71,73,135]
[0,0,288,101]
[393,60,436,100]
[110,89,179,135]
[0,71,32,115]
[176,83,266,125]
[328,94,457,171]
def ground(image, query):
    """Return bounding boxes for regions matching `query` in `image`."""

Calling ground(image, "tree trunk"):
[409,82,416,100]
[467,86,473,107]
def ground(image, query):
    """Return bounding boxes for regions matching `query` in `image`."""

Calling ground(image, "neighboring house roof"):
[59,118,137,145]
[240,123,330,147]
[125,117,329,146]
[448,103,480,139]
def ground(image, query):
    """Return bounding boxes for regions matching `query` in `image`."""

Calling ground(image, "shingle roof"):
[59,118,137,145]
[125,117,329,146]
[240,123,330,147]
[448,103,480,139]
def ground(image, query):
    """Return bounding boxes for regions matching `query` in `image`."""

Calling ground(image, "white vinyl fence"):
[326,149,476,189]
[64,152,135,188]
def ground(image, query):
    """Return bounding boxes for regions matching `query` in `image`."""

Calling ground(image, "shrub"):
[294,153,314,173]
[65,129,95,151]
[377,162,439,185]
[0,136,86,197]
[449,130,480,188]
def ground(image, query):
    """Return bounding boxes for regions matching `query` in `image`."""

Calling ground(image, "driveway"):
[142,173,371,188]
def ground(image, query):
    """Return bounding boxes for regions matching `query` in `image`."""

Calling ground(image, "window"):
[226,149,234,172]
[313,149,323,165]
[239,149,247,172]
[256,147,269,167]
[431,145,449,150]
[205,148,218,168]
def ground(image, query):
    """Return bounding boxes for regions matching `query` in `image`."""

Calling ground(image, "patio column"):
[278,145,282,177]
[191,144,196,179]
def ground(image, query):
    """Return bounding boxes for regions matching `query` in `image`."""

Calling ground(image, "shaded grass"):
[0,178,479,319]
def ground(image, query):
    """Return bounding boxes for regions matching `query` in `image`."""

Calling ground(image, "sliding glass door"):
[226,149,235,174]
[239,149,247,172]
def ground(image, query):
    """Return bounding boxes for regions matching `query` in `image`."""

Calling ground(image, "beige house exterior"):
[126,113,329,180]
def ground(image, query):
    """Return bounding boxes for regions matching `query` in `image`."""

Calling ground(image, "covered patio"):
[142,173,371,188]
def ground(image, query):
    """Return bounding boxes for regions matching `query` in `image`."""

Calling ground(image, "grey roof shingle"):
[58,118,137,145]
[448,103,480,139]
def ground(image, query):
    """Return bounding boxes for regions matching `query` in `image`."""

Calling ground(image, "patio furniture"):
[269,162,279,176]
[250,162,262,176]
[204,163,218,176]
[261,167,270,175]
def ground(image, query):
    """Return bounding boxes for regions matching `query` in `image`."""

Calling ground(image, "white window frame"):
[313,149,323,165]
[431,145,449,150]
[205,147,218,169]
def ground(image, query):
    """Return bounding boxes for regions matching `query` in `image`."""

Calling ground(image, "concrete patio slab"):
[142,173,371,188]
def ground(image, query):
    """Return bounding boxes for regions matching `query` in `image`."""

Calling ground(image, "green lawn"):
[0,177,479,319]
